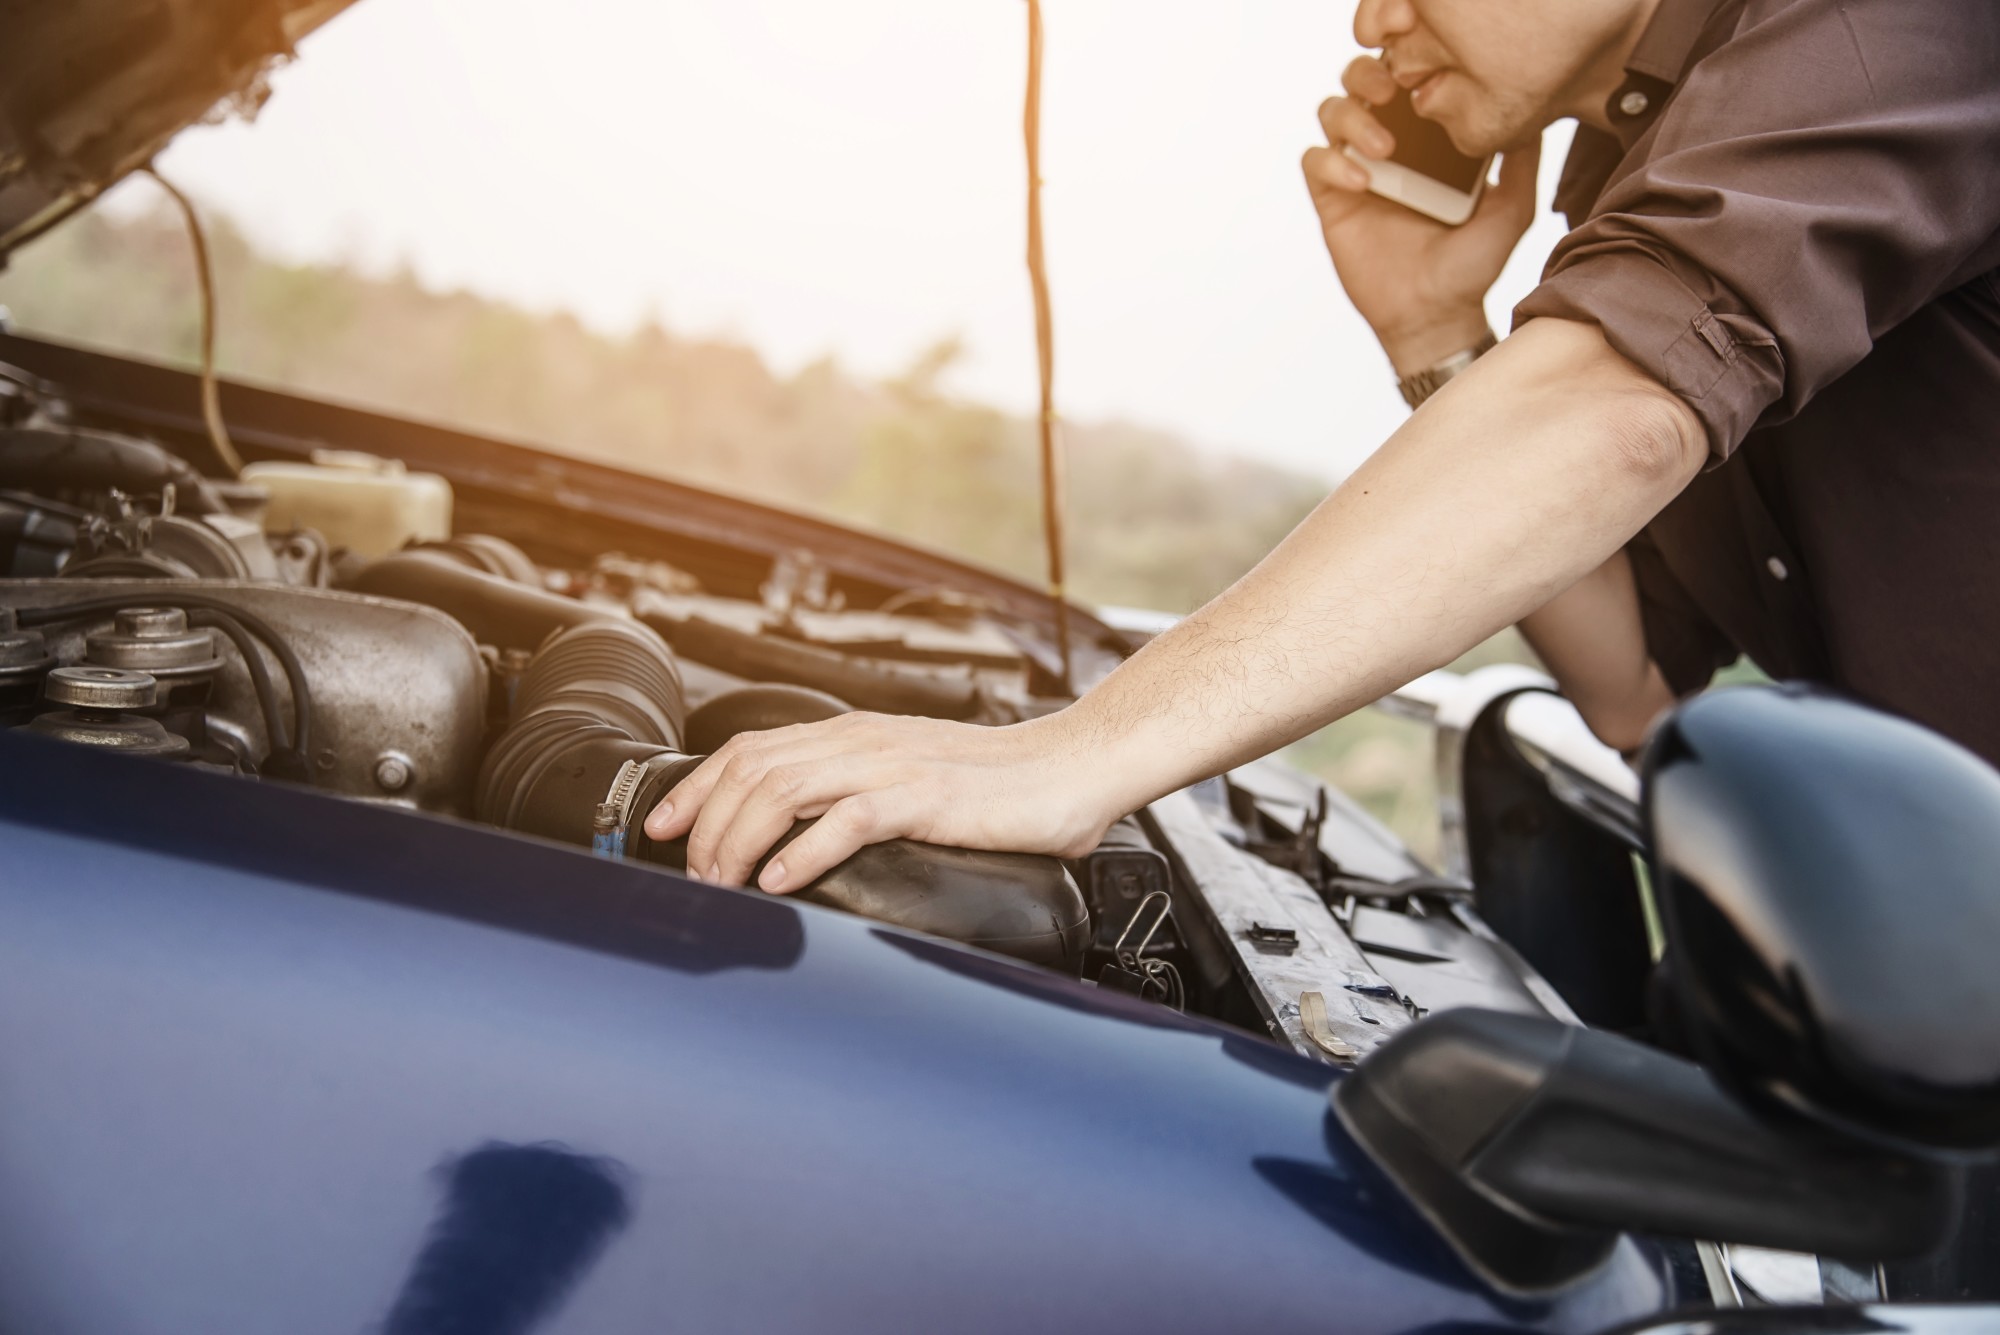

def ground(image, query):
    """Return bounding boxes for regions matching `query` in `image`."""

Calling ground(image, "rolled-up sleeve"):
[1515,0,2000,459]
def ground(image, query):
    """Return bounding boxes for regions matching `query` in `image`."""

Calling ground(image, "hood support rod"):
[1024,0,1072,693]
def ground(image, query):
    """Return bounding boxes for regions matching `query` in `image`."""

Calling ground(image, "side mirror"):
[1334,1008,1955,1293]
[1645,686,2000,1151]
[1334,686,2000,1294]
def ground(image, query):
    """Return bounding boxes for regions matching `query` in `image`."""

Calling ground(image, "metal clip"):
[590,802,626,860]
[1112,890,1172,961]
[1098,891,1184,1010]
[1246,922,1299,954]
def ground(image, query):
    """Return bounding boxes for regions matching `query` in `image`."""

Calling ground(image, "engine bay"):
[0,345,1172,975]
[0,336,1565,1058]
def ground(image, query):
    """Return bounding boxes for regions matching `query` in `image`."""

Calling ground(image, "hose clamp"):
[600,753,689,847]
[595,757,676,860]
[603,758,652,830]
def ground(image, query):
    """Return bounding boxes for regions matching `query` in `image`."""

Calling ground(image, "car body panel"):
[0,726,1671,1332]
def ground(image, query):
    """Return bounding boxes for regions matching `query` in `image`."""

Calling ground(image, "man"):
[648,0,2000,893]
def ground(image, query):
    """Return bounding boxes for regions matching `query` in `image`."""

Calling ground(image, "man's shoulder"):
[1717,0,2000,94]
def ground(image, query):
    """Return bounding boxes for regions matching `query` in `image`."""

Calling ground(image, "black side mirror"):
[1334,686,2000,1294]
[1335,1008,1955,1293]
[1645,686,2000,1152]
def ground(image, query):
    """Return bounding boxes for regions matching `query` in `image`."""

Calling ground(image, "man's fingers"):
[757,793,896,895]
[680,726,888,876]
[643,712,947,887]
[709,759,885,887]
[646,718,850,842]
[1307,95,1392,212]
[681,743,792,877]
[1340,54,1398,106]
[1317,96,1394,159]
[1302,145,1371,196]
[644,743,741,840]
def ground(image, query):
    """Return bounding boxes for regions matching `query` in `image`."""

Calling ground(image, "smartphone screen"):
[1373,89,1487,194]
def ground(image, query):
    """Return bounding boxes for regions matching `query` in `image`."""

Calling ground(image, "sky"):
[123,0,1577,481]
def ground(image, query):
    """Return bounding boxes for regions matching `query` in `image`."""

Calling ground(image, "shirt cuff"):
[1513,251,1786,462]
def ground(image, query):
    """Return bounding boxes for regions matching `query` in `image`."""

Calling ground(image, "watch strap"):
[1398,330,1499,409]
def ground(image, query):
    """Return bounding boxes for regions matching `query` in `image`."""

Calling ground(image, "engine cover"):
[0,580,486,813]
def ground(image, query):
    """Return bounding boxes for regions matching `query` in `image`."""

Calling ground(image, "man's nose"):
[1354,0,1417,50]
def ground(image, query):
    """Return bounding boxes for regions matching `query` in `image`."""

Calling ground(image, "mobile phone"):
[1345,88,1493,225]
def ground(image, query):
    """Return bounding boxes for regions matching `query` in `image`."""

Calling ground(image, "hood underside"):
[0,0,358,260]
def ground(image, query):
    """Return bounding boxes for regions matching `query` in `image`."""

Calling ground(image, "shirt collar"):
[1604,0,1730,145]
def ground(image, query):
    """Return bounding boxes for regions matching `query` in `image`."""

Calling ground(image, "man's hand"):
[643,712,1117,894]
[1302,55,1541,376]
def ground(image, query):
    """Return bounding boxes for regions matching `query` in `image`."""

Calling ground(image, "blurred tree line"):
[0,205,1325,615]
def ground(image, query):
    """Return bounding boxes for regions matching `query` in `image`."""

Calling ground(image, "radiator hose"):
[477,621,1087,971]
[474,618,689,838]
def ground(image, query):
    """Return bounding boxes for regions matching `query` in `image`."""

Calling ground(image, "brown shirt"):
[1514,0,2000,763]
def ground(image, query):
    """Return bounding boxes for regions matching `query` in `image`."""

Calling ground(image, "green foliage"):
[0,205,1321,614]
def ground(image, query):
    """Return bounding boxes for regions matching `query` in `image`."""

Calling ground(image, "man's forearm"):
[1053,318,1705,816]
[1519,551,1678,753]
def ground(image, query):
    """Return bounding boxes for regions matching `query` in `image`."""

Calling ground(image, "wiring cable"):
[141,165,245,479]
[1024,0,1074,693]
[187,608,292,758]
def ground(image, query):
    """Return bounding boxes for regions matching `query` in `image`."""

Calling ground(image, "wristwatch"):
[1397,330,1498,409]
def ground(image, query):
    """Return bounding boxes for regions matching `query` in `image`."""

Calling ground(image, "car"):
[3,2,1996,1330]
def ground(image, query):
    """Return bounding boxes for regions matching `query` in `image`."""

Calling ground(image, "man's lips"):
[1403,68,1449,111]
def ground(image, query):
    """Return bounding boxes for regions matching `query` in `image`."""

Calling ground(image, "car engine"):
[0,368,1099,972]
[0,337,1647,1077]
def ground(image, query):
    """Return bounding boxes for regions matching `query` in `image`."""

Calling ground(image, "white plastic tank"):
[242,450,453,558]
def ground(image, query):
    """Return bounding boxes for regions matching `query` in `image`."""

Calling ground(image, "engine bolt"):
[28,667,189,759]
[115,607,186,637]
[84,607,223,684]
[44,665,159,711]
[373,752,413,792]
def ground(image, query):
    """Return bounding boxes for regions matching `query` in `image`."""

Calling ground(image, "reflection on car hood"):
[0,0,360,258]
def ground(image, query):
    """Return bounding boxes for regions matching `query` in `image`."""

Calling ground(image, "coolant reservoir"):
[242,451,453,558]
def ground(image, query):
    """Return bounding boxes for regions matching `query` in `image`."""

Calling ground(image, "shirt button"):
[1766,556,1790,581]
[1619,90,1652,117]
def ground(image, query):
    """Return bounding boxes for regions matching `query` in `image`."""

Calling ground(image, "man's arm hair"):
[1065,317,1705,819]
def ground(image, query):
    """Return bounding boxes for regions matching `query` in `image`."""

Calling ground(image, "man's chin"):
[1424,84,1539,158]
[1435,121,1494,158]
[1440,98,1549,160]
[1418,91,1498,157]
[1439,115,1517,160]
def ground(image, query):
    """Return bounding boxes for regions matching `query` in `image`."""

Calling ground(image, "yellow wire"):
[143,165,245,478]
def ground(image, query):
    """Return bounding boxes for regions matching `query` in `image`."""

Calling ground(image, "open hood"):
[0,0,358,261]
